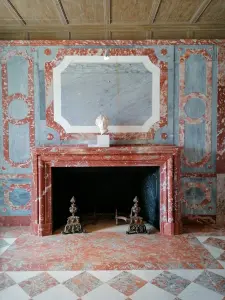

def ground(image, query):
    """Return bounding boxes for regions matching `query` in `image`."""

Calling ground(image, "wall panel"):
[0,40,222,224]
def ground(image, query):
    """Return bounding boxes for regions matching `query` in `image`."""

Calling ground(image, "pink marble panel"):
[0,216,31,226]
[216,174,225,226]
[217,46,225,173]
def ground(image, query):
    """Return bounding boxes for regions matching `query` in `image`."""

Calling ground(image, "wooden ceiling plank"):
[3,0,26,25]
[104,0,111,24]
[190,0,212,23]
[51,0,69,25]
[103,0,111,39]
[149,0,162,23]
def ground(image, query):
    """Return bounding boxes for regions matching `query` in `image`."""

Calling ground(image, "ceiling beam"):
[3,0,26,25]
[103,0,111,39]
[149,0,162,23]
[52,0,69,25]
[190,0,212,23]
[0,23,224,32]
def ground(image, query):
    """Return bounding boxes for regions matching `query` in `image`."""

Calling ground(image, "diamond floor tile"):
[210,269,225,277]
[3,238,17,245]
[0,246,10,256]
[129,270,163,282]
[108,271,147,296]
[178,282,223,300]
[82,283,126,300]
[7,271,43,283]
[47,271,83,283]
[204,238,225,250]
[168,269,203,281]
[33,284,79,300]
[0,239,10,248]
[87,270,122,282]
[19,272,59,297]
[194,270,225,296]
[131,282,175,300]
[0,284,30,300]
[203,244,224,259]
[151,271,191,296]
[218,252,225,261]
[64,271,102,297]
[0,272,16,291]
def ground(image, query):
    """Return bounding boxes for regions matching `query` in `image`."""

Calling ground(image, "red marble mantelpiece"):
[31,145,182,236]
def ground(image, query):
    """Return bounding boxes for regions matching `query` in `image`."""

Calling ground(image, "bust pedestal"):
[88,135,110,147]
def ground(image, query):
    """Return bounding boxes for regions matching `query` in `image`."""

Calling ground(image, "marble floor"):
[0,225,225,299]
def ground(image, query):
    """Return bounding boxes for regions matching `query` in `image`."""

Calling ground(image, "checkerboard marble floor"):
[0,226,225,299]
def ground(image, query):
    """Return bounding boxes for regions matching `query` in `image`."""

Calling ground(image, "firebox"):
[52,166,159,231]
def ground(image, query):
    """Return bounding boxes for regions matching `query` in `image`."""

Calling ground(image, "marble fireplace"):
[31,145,181,236]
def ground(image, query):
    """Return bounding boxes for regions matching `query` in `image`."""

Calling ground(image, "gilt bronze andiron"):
[126,196,147,234]
[62,197,85,234]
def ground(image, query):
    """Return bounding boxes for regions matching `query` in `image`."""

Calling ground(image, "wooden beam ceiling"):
[149,0,162,24]
[190,0,212,23]
[3,0,26,25]
[52,0,69,25]
[103,0,111,39]
[0,0,224,40]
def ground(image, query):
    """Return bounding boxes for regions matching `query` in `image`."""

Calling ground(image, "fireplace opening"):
[52,166,160,232]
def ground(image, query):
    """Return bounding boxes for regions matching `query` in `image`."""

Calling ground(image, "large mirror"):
[53,56,160,133]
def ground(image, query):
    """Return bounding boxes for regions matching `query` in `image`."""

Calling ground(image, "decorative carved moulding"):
[31,145,181,236]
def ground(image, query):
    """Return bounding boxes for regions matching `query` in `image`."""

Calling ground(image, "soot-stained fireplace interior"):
[52,166,159,231]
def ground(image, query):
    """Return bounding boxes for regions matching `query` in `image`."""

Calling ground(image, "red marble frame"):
[31,145,181,236]
[45,48,168,141]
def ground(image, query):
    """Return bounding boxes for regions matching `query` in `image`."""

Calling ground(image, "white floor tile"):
[215,236,225,241]
[87,271,122,282]
[179,282,223,300]
[218,260,225,268]
[7,271,43,283]
[33,284,79,300]
[82,283,125,300]
[169,269,204,281]
[196,236,210,243]
[3,238,17,245]
[209,269,225,277]
[0,284,30,300]
[47,271,82,283]
[130,283,175,300]
[129,270,163,282]
[0,246,9,255]
[203,244,224,258]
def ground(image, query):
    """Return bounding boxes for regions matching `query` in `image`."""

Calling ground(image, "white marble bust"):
[95,115,109,135]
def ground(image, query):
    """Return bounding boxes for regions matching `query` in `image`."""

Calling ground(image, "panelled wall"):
[0,40,224,226]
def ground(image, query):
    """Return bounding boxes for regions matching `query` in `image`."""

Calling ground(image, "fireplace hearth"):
[31,145,181,236]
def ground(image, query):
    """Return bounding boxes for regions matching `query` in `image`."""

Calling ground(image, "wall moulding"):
[31,145,182,236]
[45,47,167,141]
[53,55,160,134]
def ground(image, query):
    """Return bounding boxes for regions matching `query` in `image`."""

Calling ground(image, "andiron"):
[62,196,85,234]
[126,196,147,234]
